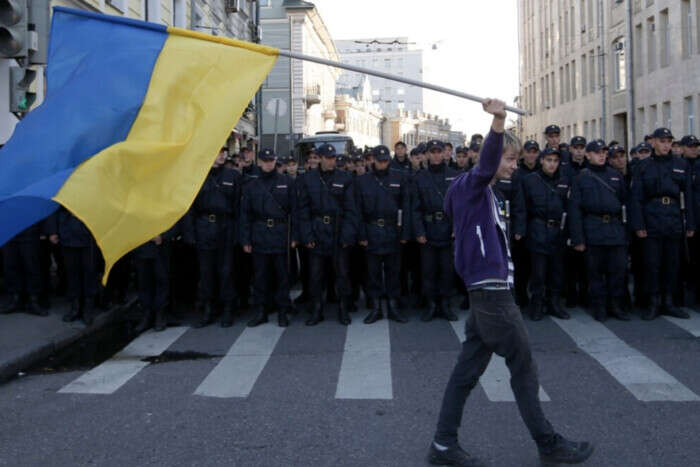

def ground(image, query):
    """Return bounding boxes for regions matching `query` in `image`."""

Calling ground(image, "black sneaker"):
[427,443,485,467]
[538,434,594,465]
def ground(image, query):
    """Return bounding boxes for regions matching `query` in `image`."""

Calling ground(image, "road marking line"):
[335,319,392,400]
[194,324,285,398]
[58,326,189,395]
[552,312,700,402]
[449,315,549,402]
[662,311,700,337]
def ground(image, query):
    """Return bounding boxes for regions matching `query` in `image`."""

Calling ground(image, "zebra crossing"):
[57,309,700,402]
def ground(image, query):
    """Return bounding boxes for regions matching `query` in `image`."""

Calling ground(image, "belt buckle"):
[547,220,556,227]
[376,219,385,227]
[661,196,670,205]
[323,215,331,225]
[435,212,444,221]
[602,214,610,223]
[266,219,274,228]
[425,215,433,222]
[208,214,216,223]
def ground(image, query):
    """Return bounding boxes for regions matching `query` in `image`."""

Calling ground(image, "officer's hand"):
[635,230,647,238]
[291,241,298,248]
[400,240,407,244]
[574,244,586,252]
[359,240,368,247]
[514,234,522,241]
[342,244,349,248]
[482,98,507,119]
[153,235,163,245]
[243,245,252,253]
[687,230,695,238]
[49,234,59,245]
[306,242,315,249]
[416,236,427,244]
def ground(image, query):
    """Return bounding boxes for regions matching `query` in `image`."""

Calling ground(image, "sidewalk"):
[0,298,132,382]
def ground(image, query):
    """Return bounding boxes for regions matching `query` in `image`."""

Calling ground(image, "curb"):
[0,299,136,383]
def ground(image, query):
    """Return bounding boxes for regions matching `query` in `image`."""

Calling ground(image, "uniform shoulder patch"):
[222,182,234,186]
[332,183,345,188]
[389,183,401,188]
[276,185,288,189]
[673,169,685,174]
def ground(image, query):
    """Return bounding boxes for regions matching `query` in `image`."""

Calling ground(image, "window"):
[659,9,669,67]
[397,88,405,95]
[662,101,671,128]
[551,71,556,107]
[649,104,658,130]
[613,38,626,91]
[565,63,570,102]
[384,58,391,69]
[647,16,656,73]
[589,50,596,93]
[581,54,587,96]
[173,0,186,27]
[384,86,391,96]
[583,120,589,139]
[571,60,577,99]
[560,66,565,105]
[634,23,643,76]
[107,0,127,13]
[684,96,695,133]
[144,0,161,23]
[637,107,645,137]
[260,0,271,6]
[681,0,692,58]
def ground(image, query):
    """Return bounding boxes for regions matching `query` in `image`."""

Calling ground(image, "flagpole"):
[277,49,528,116]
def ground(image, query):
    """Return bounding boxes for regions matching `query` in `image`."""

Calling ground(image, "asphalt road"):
[1,303,698,467]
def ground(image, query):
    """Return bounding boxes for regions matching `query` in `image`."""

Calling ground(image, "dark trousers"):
[529,250,563,305]
[136,250,170,312]
[564,247,588,303]
[366,252,401,299]
[643,237,680,297]
[512,238,531,305]
[420,244,453,300]
[63,246,97,300]
[400,242,422,296]
[298,247,311,298]
[197,246,236,305]
[630,236,646,304]
[251,253,291,309]
[349,245,368,301]
[309,249,351,301]
[585,245,626,306]
[2,241,41,296]
[234,246,252,306]
[434,289,554,447]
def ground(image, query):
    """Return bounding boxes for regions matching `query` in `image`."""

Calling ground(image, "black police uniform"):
[410,150,460,322]
[297,145,359,325]
[568,148,629,321]
[400,156,425,308]
[686,136,700,304]
[355,145,411,323]
[512,149,570,320]
[629,129,696,320]
[349,168,370,309]
[183,165,241,328]
[235,163,262,309]
[240,151,298,328]
[0,222,45,315]
[628,142,652,308]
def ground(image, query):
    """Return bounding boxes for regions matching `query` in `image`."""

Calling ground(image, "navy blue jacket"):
[568,164,627,246]
[690,159,700,224]
[512,169,569,255]
[50,208,93,248]
[133,221,181,260]
[390,156,411,173]
[410,163,460,247]
[629,153,696,238]
[296,168,358,256]
[355,168,411,254]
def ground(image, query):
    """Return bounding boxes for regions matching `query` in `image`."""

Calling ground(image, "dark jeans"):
[434,289,554,447]
[420,244,453,300]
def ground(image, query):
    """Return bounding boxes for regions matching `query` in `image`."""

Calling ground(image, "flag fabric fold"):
[0,7,278,282]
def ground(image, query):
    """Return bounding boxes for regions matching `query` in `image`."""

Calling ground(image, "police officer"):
[563,136,589,308]
[568,141,630,321]
[512,147,570,321]
[183,146,241,328]
[544,125,561,149]
[411,140,460,321]
[681,135,700,305]
[466,142,480,170]
[409,147,424,173]
[628,142,652,308]
[355,145,411,324]
[236,146,261,310]
[49,208,98,325]
[391,141,410,172]
[630,128,696,320]
[241,148,298,328]
[454,147,469,171]
[349,151,369,310]
[0,223,45,316]
[297,143,358,325]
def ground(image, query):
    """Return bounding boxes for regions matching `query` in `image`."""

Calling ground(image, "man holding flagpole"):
[428,99,594,467]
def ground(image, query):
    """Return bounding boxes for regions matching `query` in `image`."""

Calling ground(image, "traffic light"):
[28,0,49,64]
[0,0,29,58]
[9,65,36,113]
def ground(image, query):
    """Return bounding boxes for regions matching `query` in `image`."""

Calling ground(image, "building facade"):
[518,0,700,148]
[335,37,424,115]
[334,76,383,148]
[382,110,452,149]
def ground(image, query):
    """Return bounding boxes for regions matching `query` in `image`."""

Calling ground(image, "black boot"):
[194,302,213,328]
[565,293,577,308]
[547,295,570,320]
[134,307,153,333]
[365,296,375,310]
[609,298,631,321]
[278,308,290,327]
[459,294,470,310]
[416,295,428,309]
[82,303,95,326]
[592,305,607,322]
[530,302,545,321]
[439,298,458,321]
[153,308,167,332]
[662,294,690,319]
[26,295,48,316]
[427,443,485,467]
[421,299,438,322]
[62,299,81,322]
[220,303,235,328]
[363,299,383,324]
[247,307,268,327]
[1,294,21,314]
[306,301,324,326]
[338,299,352,325]
[387,299,408,323]
[642,295,661,321]
[538,434,594,465]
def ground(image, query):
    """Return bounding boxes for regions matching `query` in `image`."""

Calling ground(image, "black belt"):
[314,215,336,225]
[367,217,397,227]
[255,218,287,227]
[201,213,227,223]
[586,213,621,223]
[534,218,559,227]
[424,211,447,222]
[650,196,678,205]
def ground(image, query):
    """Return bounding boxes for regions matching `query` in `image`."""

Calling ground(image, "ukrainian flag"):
[0,7,277,282]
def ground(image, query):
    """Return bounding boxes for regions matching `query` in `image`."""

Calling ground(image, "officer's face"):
[546,133,561,147]
[672,145,683,156]
[586,150,607,166]
[410,155,422,169]
[468,150,479,163]
[638,149,651,160]
[308,153,321,169]
[684,145,699,159]
[653,137,673,155]
[429,148,444,166]
[242,150,254,163]
[609,152,627,171]
[571,145,586,161]
[260,159,277,173]
[374,159,390,171]
[355,164,366,175]
[496,148,518,180]
[287,162,298,176]
[395,145,407,158]
[443,149,452,162]
[456,153,469,168]
[541,155,560,176]
[523,148,539,165]
[320,155,336,171]
[214,150,227,167]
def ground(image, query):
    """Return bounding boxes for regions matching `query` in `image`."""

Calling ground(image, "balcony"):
[305,84,321,107]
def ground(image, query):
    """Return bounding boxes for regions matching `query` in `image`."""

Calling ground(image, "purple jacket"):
[444,130,508,287]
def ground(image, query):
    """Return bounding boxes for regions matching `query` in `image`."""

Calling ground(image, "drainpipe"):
[255,0,262,152]
[626,0,636,146]
[598,0,607,141]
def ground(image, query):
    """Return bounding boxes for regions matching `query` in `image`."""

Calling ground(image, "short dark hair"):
[394,141,407,148]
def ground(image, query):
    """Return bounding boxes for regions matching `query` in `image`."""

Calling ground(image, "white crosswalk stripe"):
[552,312,700,402]
[58,326,189,395]
[449,314,550,402]
[662,311,700,337]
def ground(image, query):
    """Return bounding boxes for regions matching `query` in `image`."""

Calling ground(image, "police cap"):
[523,140,540,151]
[681,135,700,147]
[455,146,467,154]
[426,139,445,152]
[630,146,638,155]
[258,148,277,161]
[470,133,483,142]
[336,155,347,167]
[416,142,427,153]
[468,142,481,152]
[585,140,608,153]
[373,145,391,161]
[544,124,561,135]
[570,136,587,147]
[317,143,337,158]
[652,127,674,139]
[410,148,421,156]
[541,147,561,158]
[608,145,625,157]
[637,142,653,153]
